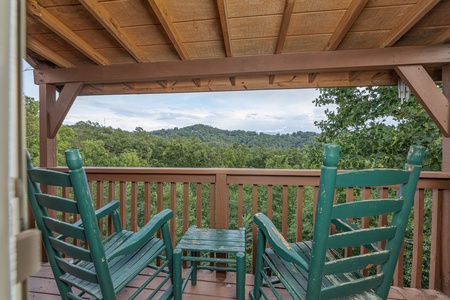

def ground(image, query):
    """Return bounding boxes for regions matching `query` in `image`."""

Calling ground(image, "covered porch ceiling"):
[25,0,450,135]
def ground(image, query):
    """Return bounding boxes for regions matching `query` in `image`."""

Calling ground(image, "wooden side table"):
[173,226,246,300]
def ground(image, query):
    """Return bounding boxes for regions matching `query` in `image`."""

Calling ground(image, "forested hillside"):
[151,124,318,148]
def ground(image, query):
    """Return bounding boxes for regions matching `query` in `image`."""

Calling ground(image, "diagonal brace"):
[395,65,450,137]
[48,82,83,138]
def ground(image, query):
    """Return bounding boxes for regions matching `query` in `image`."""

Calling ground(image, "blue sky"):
[22,62,327,134]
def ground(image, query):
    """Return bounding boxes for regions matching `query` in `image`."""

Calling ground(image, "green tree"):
[24,95,40,165]
[312,87,441,170]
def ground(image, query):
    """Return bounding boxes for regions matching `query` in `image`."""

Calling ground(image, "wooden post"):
[38,84,57,262]
[215,173,229,229]
[39,83,57,169]
[441,64,450,296]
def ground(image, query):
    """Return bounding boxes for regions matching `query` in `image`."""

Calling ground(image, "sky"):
[22,62,328,134]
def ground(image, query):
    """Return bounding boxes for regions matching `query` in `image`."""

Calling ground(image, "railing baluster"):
[119,181,126,229]
[267,185,273,220]
[157,182,163,212]
[282,185,288,239]
[296,186,303,242]
[196,183,202,228]
[237,184,243,228]
[96,181,104,235]
[209,183,215,229]
[144,182,151,224]
[429,188,443,290]
[108,181,115,235]
[170,182,176,246]
[412,189,425,288]
[345,187,354,258]
[183,183,189,233]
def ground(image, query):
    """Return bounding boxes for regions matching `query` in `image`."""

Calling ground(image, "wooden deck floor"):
[29,263,450,299]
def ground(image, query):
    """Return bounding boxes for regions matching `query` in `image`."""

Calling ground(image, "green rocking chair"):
[27,149,174,300]
[250,144,425,300]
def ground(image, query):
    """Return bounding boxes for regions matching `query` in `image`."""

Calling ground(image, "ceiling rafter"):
[379,0,440,48]
[27,0,110,65]
[27,36,75,68]
[147,0,190,60]
[216,0,237,91]
[78,0,148,63]
[325,0,368,51]
[276,0,295,54]
[217,0,232,57]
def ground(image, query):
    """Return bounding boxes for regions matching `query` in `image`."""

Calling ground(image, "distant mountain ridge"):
[150,124,318,149]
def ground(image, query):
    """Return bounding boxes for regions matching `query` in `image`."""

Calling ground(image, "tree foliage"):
[312,86,441,170]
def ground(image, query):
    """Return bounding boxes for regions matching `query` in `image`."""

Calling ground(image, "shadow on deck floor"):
[29,263,450,299]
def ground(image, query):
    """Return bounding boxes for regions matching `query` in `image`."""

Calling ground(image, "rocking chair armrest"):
[254,213,309,271]
[73,200,120,227]
[107,209,174,260]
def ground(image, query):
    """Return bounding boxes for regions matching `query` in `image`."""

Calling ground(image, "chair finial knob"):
[407,145,426,165]
[65,149,83,170]
[323,144,339,167]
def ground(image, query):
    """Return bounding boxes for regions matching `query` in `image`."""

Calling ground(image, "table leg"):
[236,252,246,300]
[173,249,182,300]
[191,251,198,285]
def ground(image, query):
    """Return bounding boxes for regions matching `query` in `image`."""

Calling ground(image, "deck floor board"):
[29,263,450,299]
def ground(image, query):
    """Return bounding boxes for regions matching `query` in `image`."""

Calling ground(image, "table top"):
[175,227,246,254]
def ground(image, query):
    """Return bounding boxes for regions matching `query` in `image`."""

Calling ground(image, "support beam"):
[34,44,450,85]
[325,0,368,51]
[441,64,450,296]
[395,65,450,137]
[147,0,190,60]
[48,82,83,138]
[39,84,57,168]
[27,0,110,65]
[308,73,318,83]
[348,71,362,82]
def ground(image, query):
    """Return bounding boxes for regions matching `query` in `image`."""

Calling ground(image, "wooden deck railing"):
[48,166,450,291]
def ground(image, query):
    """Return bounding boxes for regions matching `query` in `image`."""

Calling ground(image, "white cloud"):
[22,61,326,133]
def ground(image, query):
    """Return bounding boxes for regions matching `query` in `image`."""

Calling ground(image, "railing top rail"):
[48,167,450,179]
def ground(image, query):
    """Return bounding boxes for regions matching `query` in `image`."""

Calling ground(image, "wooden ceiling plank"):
[27,36,75,68]
[395,65,450,136]
[34,44,450,85]
[217,0,232,57]
[48,82,83,138]
[380,0,440,48]
[78,0,147,63]
[147,0,190,60]
[27,0,110,66]
[325,0,368,51]
[275,0,295,54]
[432,28,450,44]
